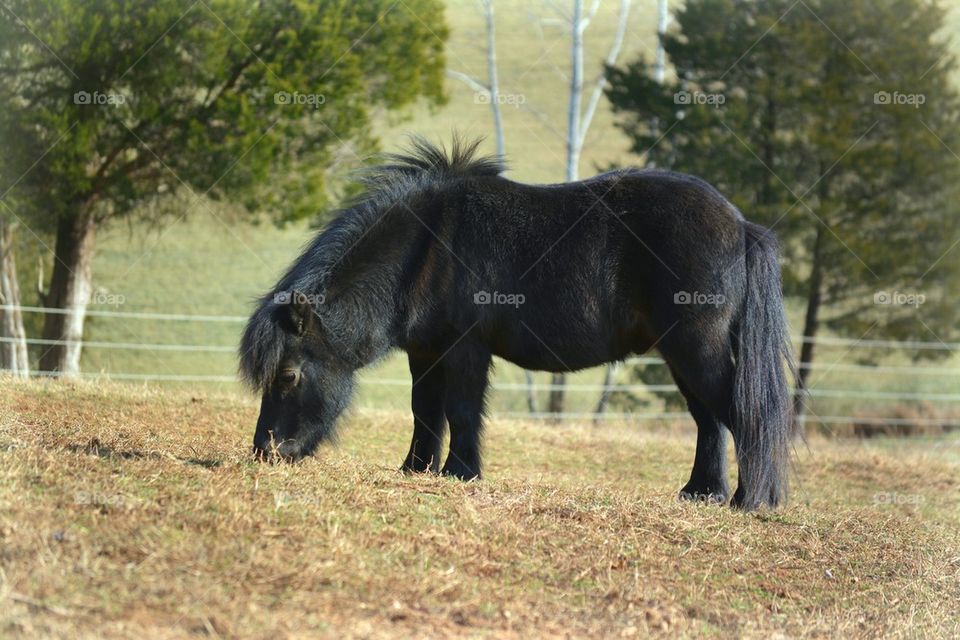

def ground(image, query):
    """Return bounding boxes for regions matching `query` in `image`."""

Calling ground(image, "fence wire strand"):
[3,305,959,429]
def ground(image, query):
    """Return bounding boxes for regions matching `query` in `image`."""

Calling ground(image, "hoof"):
[440,460,481,481]
[729,485,781,511]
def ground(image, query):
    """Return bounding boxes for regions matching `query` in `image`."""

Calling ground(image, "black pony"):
[239,137,796,510]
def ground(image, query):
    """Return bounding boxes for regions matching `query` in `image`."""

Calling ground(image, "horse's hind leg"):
[402,353,447,473]
[659,335,736,505]
[674,376,730,503]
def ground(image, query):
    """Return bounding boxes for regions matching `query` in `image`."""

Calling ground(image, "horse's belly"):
[483,318,638,373]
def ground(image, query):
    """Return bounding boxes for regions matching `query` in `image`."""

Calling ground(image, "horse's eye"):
[279,369,301,387]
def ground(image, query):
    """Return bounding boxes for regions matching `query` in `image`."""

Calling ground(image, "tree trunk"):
[523,370,538,413]
[549,0,586,418]
[585,0,631,419]
[653,0,668,83]
[759,90,777,207]
[566,0,584,183]
[794,225,824,427]
[482,0,505,161]
[0,218,29,378]
[547,373,566,415]
[39,214,96,377]
[482,0,538,414]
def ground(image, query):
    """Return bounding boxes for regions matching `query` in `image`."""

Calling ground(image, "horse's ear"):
[287,290,316,335]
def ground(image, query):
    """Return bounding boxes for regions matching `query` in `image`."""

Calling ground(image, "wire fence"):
[2,304,960,432]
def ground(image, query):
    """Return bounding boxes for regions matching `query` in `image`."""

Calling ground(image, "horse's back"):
[415,169,745,369]
[454,169,745,277]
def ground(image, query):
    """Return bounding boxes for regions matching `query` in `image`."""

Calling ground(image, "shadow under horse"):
[239,137,796,511]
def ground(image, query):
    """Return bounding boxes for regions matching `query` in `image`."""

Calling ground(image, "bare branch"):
[446,69,489,95]
[581,0,602,32]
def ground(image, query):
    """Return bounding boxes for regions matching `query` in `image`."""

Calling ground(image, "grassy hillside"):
[1,381,958,637]
[59,0,960,420]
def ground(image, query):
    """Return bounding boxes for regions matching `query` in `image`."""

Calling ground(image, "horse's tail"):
[731,221,797,510]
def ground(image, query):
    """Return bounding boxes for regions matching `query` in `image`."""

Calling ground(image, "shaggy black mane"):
[375,135,505,180]
[239,136,504,391]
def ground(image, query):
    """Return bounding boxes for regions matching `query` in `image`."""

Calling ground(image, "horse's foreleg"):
[440,348,491,481]
[402,353,447,474]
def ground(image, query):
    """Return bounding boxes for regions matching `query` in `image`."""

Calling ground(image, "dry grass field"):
[1,379,959,638]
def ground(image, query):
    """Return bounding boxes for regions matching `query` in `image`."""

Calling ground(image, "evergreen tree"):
[606,0,960,417]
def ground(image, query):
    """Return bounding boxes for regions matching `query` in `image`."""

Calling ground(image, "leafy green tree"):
[606,0,960,418]
[0,0,447,375]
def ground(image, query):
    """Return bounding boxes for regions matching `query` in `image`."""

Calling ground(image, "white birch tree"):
[548,0,632,415]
